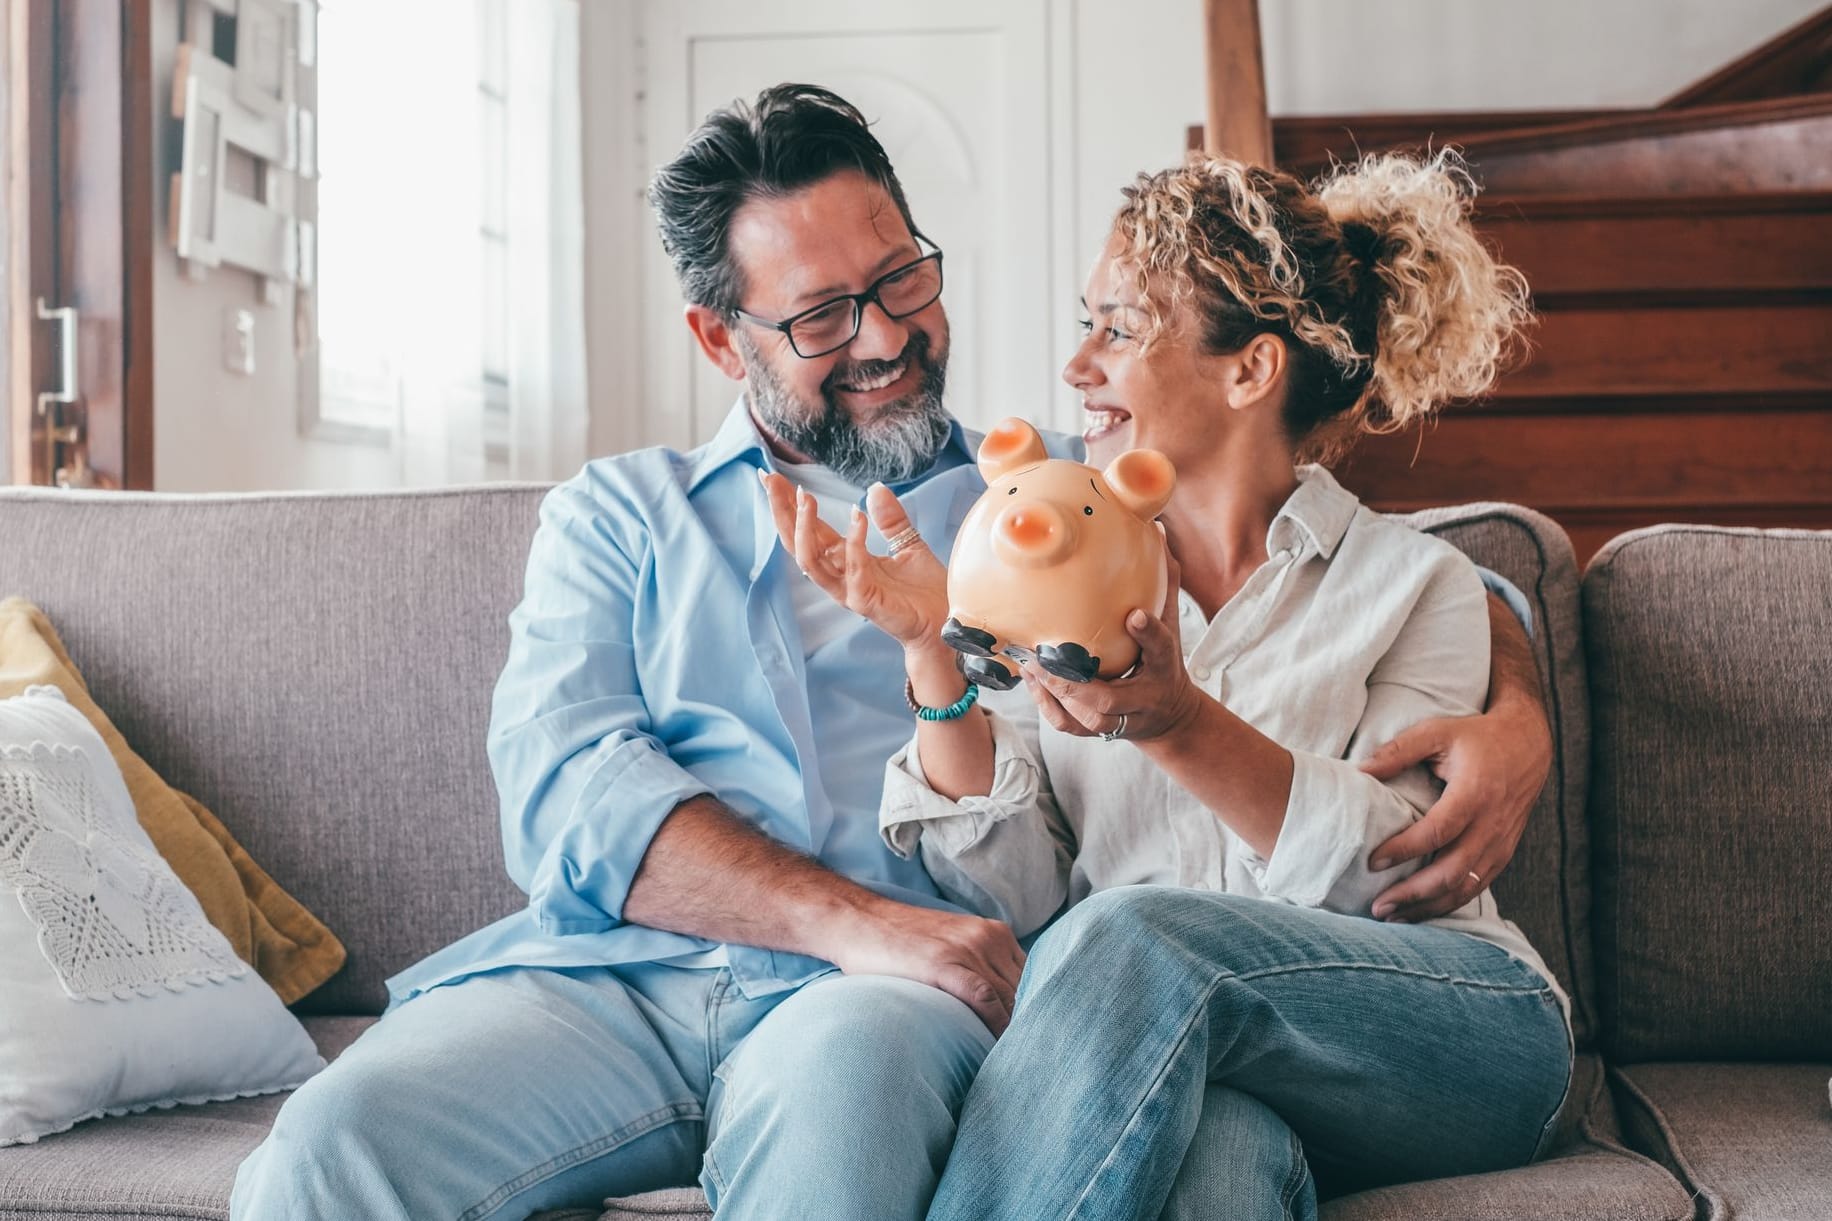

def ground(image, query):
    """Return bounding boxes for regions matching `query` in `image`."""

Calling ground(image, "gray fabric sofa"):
[0,485,1825,1221]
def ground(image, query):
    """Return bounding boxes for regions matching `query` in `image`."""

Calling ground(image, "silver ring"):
[885,525,922,557]
[1466,870,1482,887]
[1098,713,1128,742]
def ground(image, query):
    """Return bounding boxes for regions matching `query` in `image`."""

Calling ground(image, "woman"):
[763,151,1570,1220]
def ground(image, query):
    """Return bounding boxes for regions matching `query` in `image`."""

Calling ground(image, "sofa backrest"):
[1402,503,1599,1051]
[1584,525,1832,1062]
[0,488,1601,1028]
[0,486,546,1014]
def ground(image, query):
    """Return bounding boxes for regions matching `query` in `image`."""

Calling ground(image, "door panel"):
[639,1,1053,451]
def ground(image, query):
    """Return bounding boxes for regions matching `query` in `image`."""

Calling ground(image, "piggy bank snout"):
[992,501,1073,567]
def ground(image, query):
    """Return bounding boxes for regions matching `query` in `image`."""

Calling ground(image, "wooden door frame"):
[2,0,45,485]
[120,0,156,489]
[4,0,156,489]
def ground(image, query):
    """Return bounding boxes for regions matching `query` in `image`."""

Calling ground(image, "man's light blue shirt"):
[387,403,1081,1006]
[387,401,1528,1008]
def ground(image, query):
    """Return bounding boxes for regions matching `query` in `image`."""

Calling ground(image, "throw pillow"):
[0,597,344,1003]
[0,686,325,1145]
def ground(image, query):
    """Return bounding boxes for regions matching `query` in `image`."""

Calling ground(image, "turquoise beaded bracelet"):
[905,676,980,722]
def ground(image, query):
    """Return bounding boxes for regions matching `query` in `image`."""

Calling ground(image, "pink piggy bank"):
[942,417,1176,691]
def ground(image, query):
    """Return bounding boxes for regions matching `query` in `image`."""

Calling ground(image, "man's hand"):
[823,897,1027,1035]
[1361,690,1552,922]
[627,798,1024,1032]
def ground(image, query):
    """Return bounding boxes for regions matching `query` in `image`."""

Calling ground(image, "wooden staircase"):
[1197,6,1832,564]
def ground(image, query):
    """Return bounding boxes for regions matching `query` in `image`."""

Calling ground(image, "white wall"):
[1259,0,1826,114]
[579,0,643,462]
[149,0,397,492]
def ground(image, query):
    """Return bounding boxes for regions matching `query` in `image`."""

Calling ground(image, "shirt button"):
[1191,664,1212,682]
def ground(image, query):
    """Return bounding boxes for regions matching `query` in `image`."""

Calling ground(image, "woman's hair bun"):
[1316,149,1533,434]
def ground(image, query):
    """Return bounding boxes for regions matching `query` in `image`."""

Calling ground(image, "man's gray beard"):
[742,330,951,486]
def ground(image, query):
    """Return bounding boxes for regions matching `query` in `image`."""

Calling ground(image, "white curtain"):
[316,0,480,485]
[506,0,589,482]
[315,0,585,486]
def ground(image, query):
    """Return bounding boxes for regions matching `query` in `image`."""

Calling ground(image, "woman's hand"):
[1022,552,1205,744]
[759,470,950,650]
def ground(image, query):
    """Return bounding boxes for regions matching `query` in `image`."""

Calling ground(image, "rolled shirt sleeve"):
[489,482,713,935]
[880,702,1072,937]
[1475,564,1533,639]
[1237,554,1492,916]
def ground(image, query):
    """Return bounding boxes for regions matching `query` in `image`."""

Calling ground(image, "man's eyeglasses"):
[732,238,945,359]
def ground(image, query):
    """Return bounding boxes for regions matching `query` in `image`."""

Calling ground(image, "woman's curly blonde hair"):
[1110,149,1532,461]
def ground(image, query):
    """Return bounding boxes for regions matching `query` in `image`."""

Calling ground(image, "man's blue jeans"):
[929,886,1574,1221]
[230,961,992,1220]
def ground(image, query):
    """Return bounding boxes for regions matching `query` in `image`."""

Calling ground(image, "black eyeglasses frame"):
[731,236,945,359]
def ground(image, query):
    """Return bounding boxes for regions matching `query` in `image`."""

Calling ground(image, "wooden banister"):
[1661,3,1832,108]
[1202,0,1271,164]
[1438,92,1832,158]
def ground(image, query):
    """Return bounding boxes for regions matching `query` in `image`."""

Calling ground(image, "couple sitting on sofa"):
[232,84,1570,1221]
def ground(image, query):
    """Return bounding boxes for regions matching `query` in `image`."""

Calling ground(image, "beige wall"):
[148,0,396,492]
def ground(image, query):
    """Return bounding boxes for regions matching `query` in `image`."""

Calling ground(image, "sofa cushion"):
[1316,1146,1694,1221]
[591,1154,1693,1220]
[0,1017,368,1220]
[1611,1062,1832,1221]
[0,488,548,1015]
[0,598,345,1005]
[593,1060,1694,1221]
[1584,526,1832,1061]
[595,1150,1696,1221]
[1399,503,1597,1049]
[0,686,326,1148]
[599,1188,711,1220]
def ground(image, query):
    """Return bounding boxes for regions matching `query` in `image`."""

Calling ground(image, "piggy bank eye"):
[1083,505,1094,516]
[1007,487,1017,495]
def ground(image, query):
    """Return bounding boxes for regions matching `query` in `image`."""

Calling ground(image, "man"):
[232,84,1551,1220]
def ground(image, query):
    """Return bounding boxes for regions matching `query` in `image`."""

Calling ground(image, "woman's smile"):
[1082,402,1131,446]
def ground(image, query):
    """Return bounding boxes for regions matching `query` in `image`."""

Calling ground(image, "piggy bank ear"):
[978,417,1049,481]
[1103,449,1176,520]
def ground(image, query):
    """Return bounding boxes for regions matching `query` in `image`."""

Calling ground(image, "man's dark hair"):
[646,83,922,314]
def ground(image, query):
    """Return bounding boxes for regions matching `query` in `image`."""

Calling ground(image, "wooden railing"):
[1186,9,1832,565]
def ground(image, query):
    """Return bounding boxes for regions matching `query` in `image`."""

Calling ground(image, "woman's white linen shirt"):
[880,463,1568,1019]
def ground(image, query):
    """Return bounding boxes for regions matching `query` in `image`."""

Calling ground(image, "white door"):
[636,0,1069,452]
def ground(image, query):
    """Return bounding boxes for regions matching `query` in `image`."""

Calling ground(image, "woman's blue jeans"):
[929,886,1573,1221]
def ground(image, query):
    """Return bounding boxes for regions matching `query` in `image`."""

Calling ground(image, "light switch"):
[223,307,256,376]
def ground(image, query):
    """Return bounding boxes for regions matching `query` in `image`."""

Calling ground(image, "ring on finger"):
[885,525,922,557]
[1098,712,1128,742]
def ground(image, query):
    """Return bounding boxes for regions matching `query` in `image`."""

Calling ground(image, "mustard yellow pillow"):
[0,597,344,1004]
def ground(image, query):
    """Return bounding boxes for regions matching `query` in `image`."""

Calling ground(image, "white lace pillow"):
[0,685,324,1145]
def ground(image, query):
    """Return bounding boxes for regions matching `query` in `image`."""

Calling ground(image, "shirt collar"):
[684,400,773,493]
[1270,463,1360,559]
[686,397,976,494]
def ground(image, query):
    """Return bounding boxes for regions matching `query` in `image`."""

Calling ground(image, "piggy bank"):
[942,417,1175,691]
